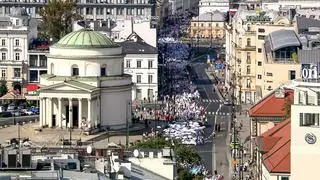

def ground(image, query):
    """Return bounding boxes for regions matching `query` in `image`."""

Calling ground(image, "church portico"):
[39,95,99,130]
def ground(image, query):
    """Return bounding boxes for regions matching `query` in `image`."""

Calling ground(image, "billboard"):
[301,64,318,79]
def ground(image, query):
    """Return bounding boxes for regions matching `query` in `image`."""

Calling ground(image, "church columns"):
[78,98,82,129]
[48,98,53,128]
[68,98,73,128]
[39,97,43,127]
[87,98,91,128]
[58,98,62,128]
[41,98,46,127]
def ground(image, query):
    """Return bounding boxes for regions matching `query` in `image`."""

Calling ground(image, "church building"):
[39,29,132,131]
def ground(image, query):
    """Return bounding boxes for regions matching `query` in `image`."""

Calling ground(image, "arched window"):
[50,63,54,75]
[101,64,107,76]
[71,64,79,76]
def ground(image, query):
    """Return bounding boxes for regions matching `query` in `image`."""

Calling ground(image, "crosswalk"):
[202,99,223,103]
[205,111,230,116]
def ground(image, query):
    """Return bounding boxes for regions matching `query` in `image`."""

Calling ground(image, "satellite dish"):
[133,149,139,157]
[86,145,92,154]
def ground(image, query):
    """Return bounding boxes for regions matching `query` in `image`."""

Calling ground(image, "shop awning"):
[25,83,40,92]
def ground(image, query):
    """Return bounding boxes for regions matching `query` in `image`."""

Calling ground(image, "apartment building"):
[189,10,226,40]
[0,8,37,93]
[198,0,229,14]
[291,79,320,179]
[225,6,302,104]
[0,0,154,21]
[121,32,158,101]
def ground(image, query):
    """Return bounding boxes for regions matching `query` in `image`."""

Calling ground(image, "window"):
[39,70,47,75]
[258,35,265,40]
[39,56,47,67]
[148,60,153,68]
[13,68,20,78]
[101,65,107,76]
[266,72,273,76]
[136,75,141,83]
[1,53,6,60]
[148,89,153,100]
[289,70,296,80]
[1,69,6,78]
[15,39,19,46]
[137,60,142,68]
[71,65,79,76]
[148,74,153,83]
[136,89,142,100]
[258,48,262,53]
[300,113,320,127]
[29,55,38,67]
[29,70,38,82]
[247,38,251,46]
[246,79,251,88]
[1,39,5,46]
[281,177,289,180]
[126,59,131,68]
[16,19,19,26]
[258,61,262,66]
[246,66,251,74]
[216,23,219,27]
[15,53,20,61]
[258,28,265,33]
[246,52,251,64]
[258,75,262,79]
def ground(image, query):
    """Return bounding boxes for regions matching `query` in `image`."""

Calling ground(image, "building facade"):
[291,79,320,180]
[121,33,158,101]
[0,8,37,93]
[198,0,229,14]
[0,0,154,21]
[39,29,132,130]
[225,7,301,104]
[189,10,226,40]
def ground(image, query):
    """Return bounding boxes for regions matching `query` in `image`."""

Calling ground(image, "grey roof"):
[192,10,226,22]
[10,7,28,17]
[299,49,320,64]
[120,40,157,54]
[296,16,320,34]
[268,30,301,51]
[131,163,170,180]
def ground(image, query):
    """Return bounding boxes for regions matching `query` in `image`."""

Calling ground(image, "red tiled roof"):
[258,119,291,173]
[249,89,294,117]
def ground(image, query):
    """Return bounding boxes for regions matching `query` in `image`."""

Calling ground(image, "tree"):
[0,80,7,97]
[282,97,293,118]
[39,0,82,42]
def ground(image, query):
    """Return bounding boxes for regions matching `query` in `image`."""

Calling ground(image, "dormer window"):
[71,64,79,76]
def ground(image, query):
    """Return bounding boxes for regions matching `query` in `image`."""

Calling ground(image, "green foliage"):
[282,97,293,118]
[132,136,171,149]
[39,0,82,42]
[177,168,193,180]
[0,80,8,97]
[291,52,298,62]
[175,145,201,164]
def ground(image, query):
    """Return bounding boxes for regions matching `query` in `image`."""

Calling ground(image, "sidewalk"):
[230,104,254,180]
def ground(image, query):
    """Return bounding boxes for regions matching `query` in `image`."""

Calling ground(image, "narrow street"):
[190,52,231,179]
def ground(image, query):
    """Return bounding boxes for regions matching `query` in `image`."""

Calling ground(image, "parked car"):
[30,106,39,114]
[7,104,16,112]
[0,112,12,118]
[22,109,34,115]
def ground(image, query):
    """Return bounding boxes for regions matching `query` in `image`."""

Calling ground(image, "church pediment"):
[40,80,97,92]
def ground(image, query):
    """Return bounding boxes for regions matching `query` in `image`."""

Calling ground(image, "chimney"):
[275,88,285,98]
[131,17,134,34]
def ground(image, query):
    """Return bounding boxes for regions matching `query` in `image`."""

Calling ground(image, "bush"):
[177,168,193,180]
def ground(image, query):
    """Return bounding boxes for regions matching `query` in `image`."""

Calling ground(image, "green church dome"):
[53,29,119,48]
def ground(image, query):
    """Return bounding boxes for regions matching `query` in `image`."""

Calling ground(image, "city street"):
[190,52,231,179]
